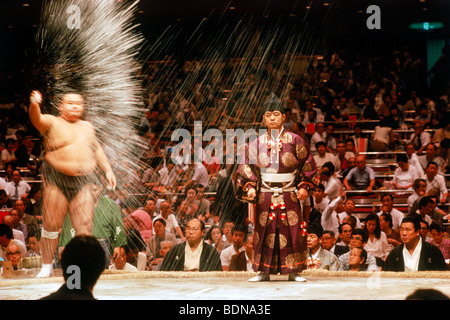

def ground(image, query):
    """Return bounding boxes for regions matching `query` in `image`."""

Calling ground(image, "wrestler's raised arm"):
[29,90,54,134]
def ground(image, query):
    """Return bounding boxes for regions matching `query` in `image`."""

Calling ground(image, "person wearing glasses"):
[5,243,23,270]
[159,219,222,271]
[338,229,379,271]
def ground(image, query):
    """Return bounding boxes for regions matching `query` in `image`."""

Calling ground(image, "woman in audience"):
[363,213,392,269]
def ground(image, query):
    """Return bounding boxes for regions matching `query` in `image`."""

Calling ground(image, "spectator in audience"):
[123,231,146,272]
[146,218,178,269]
[221,220,234,248]
[336,222,353,247]
[109,246,138,271]
[413,195,435,225]
[306,223,340,271]
[143,198,157,220]
[321,196,344,238]
[9,209,27,243]
[341,156,356,179]
[371,117,395,151]
[205,225,229,253]
[0,139,17,170]
[3,215,25,248]
[418,143,444,172]
[153,200,185,241]
[40,235,105,300]
[343,155,375,192]
[311,184,329,214]
[184,187,200,218]
[377,194,405,231]
[5,243,23,270]
[408,122,431,155]
[428,223,450,261]
[335,142,354,172]
[26,234,41,257]
[5,170,31,202]
[338,199,363,229]
[363,213,392,268]
[432,118,450,146]
[407,178,427,212]
[324,124,337,154]
[157,159,179,188]
[405,143,425,177]
[345,138,358,157]
[384,216,447,271]
[185,161,209,189]
[151,240,174,271]
[414,105,431,128]
[320,162,343,200]
[379,213,402,248]
[310,122,327,155]
[220,224,247,271]
[0,223,26,260]
[338,229,378,271]
[348,247,368,271]
[422,162,448,204]
[392,153,421,191]
[321,230,349,257]
[419,219,433,243]
[160,218,222,271]
[229,232,254,272]
[14,199,38,243]
[439,138,450,174]
[196,184,211,222]
[174,200,194,236]
[0,189,13,209]
[386,105,406,130]
[361,97,378,121]
[342,214,358,230]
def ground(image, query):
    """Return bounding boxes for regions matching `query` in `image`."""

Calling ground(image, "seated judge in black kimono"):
[384,215,447,272]
[160,219,222,271]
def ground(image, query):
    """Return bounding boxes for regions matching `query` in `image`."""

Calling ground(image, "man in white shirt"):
[5,170,31,202]
[418,143,444,172]
[408,123,431,155]
[109,247,138,271]
[338,199,363,229]
[422,162,448,204]
[405,144,425,177]
[310,122,327,156]
[321,196,344,238]
[392,153,421,191]
[312,184,329,214]
[229,232,254,272]
[407,179,427,212]
[185,162,209,189]
[313,142,339,170]
[377,194,405,231]
[320,162,343,201]
[220,225,247,271]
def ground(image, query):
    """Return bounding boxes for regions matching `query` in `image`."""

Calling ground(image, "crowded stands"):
[0,42,449,273]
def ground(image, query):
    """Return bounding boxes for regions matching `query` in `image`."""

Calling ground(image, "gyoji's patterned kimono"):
[236,129,319,275]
